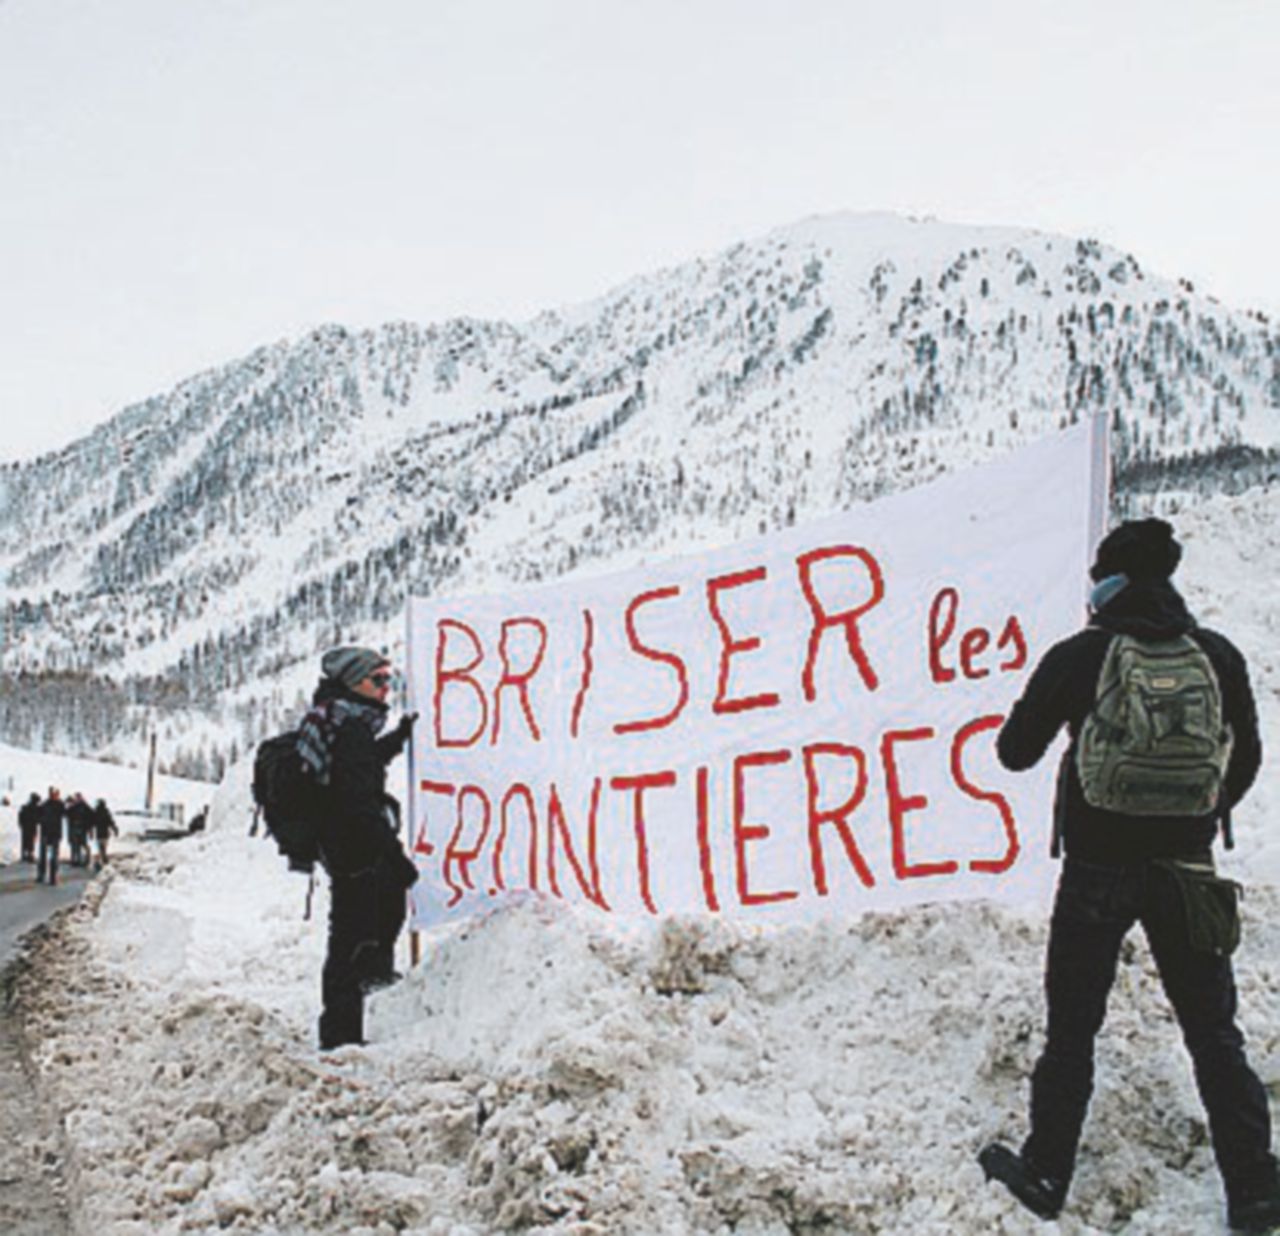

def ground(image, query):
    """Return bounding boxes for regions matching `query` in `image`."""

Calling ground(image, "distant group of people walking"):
[16,788,117,885]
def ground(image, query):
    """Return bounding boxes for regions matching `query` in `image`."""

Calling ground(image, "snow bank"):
[11,486,1280,1234]
[16,842,1280,1235]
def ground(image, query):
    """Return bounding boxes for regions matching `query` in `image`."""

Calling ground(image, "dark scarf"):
[296,680,388,786]
[1090,576,1196,642]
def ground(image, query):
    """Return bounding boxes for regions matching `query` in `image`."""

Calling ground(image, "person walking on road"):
[18,792,41,863]
[66,793,93,867]
[978,518,1279,1234]
[91,798,118,869]
[36,788,66,886]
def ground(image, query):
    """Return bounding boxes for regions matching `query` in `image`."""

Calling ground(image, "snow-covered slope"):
[2,213,1277,776]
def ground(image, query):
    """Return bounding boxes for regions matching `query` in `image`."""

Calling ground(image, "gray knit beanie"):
[321,646,389,690]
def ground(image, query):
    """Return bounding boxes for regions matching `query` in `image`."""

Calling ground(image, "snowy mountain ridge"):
[1,211,1278,773]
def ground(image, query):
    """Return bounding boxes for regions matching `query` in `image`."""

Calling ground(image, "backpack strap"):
[1220,806,1234,851]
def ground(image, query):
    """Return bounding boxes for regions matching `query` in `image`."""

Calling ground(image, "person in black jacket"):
[92,798,118,869]
[979,519,1279,1233]
[299,645,418,1052]
[36,787,67,885]
[18,792,41,863]
[66,793,94,867]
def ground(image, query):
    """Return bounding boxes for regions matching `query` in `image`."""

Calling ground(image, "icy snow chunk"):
[161,1159,212,1202]
[210,1177,256,1225]
[170,1113,224,1160]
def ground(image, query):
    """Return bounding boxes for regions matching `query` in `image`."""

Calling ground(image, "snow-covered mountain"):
[2,212,1278,773]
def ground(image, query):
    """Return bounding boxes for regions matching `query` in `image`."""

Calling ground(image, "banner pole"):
[1086,411,1112,608]
[1087,411,1111,547]
[405,596,421,968]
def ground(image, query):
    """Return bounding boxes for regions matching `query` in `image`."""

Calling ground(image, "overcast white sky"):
[1,0,1276,464]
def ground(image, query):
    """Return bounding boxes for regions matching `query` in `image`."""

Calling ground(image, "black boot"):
[979,1142,1067,1221]
[358,968,403,995]
[1230,1185,1280,1233]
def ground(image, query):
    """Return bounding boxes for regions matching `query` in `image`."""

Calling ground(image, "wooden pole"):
[145,731,157,810]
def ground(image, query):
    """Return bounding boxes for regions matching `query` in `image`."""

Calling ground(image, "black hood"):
[1091,577,1196,641]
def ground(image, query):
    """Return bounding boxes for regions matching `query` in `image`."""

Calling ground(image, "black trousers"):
[1024,857,1276,1205]
[318,858,409,1050]
[20,822,37,860]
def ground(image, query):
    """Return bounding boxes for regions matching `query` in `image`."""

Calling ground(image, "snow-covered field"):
[7,486,1280,1235]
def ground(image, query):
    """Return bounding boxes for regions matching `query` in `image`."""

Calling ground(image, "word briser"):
[435,545,946,747]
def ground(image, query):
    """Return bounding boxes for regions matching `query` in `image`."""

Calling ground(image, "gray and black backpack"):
[251,730,323,873]
[1076,633,1233,817]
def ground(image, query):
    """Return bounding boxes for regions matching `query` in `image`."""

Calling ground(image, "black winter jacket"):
[997,578,1261,865]
[67,800,94,835]
[93,803,118,839]
[38,797,67,842]
[310,679,414,878]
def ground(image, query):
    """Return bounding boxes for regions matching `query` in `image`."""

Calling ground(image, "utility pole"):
[145,731,157,810]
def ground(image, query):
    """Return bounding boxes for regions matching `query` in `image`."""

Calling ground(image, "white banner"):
[406,420,1107,927]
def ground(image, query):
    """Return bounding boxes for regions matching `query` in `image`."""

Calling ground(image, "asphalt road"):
[0,859,94,971]
[0,858,86,1236]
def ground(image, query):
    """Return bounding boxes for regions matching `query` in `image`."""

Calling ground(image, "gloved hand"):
[393,711,419,745]
[393,849,420,889]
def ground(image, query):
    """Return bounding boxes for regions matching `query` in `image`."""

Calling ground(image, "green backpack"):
[1076,633,1233,817]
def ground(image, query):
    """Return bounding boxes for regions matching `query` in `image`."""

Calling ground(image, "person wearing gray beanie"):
[321,646,391,693]
[301,644,418,1051]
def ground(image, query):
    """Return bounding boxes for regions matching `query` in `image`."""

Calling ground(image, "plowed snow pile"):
[13,490,1280,1235]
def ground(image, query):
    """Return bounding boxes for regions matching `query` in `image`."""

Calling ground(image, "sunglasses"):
[369,672,393,688]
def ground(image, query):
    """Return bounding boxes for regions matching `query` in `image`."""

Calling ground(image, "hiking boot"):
[1230,1186,1280,1233]
[979,1142,1066,1221]
[359,969,404,995]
